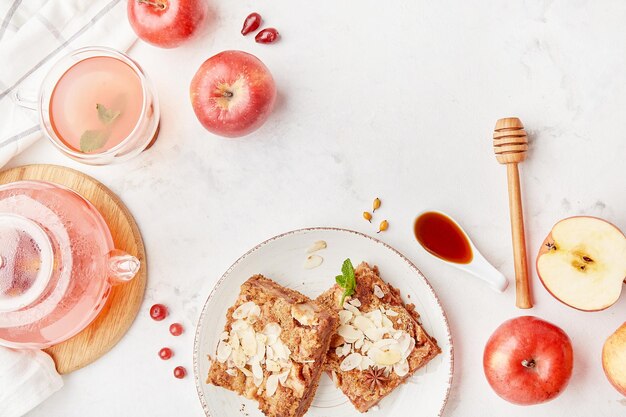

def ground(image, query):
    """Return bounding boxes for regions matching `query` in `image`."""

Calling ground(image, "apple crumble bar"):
[207,275,338,417]
[316,262,441,412]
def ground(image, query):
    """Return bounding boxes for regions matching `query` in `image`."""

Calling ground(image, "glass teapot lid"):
[0,214,54,313]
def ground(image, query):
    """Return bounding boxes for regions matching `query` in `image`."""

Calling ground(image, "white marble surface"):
[10,0,626,416]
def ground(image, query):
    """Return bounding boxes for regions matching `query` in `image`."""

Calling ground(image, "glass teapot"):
[0,180,139,349]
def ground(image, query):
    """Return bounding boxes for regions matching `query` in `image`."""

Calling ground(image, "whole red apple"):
[483,316,573,405]
[190,50,276,138]
[127,0,208,48]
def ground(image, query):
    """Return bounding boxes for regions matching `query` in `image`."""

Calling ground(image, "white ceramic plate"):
[194,228,453,417]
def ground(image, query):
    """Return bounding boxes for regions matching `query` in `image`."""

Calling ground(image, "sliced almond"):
[233,301,261,320]
[373,284,385,299]
[251,360,263,380]
[382,315,394,330]
[266,374,279,397]
[343,303,361,316]
[272,341,291,361]
[304,254,323,269]
[348,298,362,308]
[231,319,249,332]
[262,323,282,345]
[239,327,257,356]
[338,310,353,325]
[385,308,399,317]
[372,338,399,350]
[364,327,384,342]
[354,338,364,350]
[396,332,415,358]
[277,369,290,385]
[338,325,364,343]
[307,240,327,253]
[371,348,402,366]
[266,359,281,373]
[230,332,240,349]
[341,343,352,357]
[291,303,319,326]
[232,349,247,369]
[216,339,233,363]
[340,352,363,371]
[335,346,346,358]
[225,368,237,377]
[365,309,383,327]
[353,315,375,332]
[359,356,375,371]
[394,360,409,377]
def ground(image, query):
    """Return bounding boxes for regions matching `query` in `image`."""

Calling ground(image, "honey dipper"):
[493,117,532,309]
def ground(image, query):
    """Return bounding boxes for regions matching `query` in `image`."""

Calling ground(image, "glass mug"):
[13,47,160,165]
[0,180,140,348]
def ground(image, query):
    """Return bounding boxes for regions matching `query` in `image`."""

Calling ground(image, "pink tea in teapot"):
[0,181,138,349]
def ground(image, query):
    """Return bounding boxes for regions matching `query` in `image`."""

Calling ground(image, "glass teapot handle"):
[107,250,140,285]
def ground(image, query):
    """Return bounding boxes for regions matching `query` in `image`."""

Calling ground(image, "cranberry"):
[169,323,184,336]
[241,12,262,36]
[173,366,186,379]
[159,347,173,360]
[149,304,168,321]
[255,28,279,44]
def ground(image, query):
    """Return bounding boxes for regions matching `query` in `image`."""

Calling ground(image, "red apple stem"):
[137,0,166,10]
[223,91,234,98]
[521,359,536,369]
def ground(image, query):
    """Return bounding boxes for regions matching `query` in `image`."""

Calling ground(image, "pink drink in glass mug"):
[0,180,139,349]
[12,47,160,165]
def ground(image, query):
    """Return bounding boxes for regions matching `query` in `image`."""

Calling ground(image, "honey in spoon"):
[414,211,473,264]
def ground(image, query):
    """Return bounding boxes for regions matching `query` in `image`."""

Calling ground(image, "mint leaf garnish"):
[336,258,356,307]
[96,103,121,125]
[80,129,109,153]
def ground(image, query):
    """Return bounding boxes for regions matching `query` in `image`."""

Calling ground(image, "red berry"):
[169,323,184,336]
[255,28,279,44]
[241,13,262,36]
[150,304,168,321]
[173,366,186,379]
[159,347,173,360]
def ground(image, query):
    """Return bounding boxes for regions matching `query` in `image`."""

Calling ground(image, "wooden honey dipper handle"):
[493,117,533,309]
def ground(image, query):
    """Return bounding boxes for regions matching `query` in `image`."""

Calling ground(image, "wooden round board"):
[0,164,147,374]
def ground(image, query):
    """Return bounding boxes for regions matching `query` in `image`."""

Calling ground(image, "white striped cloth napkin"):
[0,0,137,168]
[0,1,137,415]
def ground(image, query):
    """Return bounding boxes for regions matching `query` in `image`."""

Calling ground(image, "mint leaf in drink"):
[336,258,356,307]
[80,129,109,153]
[96,103,121,125]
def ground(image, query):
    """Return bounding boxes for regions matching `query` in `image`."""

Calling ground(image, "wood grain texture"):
[506,164,532,309]
[493,117,533,309]
[0,164,147,374]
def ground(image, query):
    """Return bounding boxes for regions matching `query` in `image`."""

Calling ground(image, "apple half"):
[603,322,626,396]
[536,216,626,311]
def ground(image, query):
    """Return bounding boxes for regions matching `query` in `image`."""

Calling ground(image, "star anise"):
[363,366,389,391]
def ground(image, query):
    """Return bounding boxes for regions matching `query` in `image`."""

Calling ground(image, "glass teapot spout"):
[107,250,140,285]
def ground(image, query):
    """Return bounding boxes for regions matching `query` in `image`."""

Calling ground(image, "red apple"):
[127,0,208,49]
[536,216,626,312]
[603,322,626,396]
[483,316,573,405]
[190,50,276,138]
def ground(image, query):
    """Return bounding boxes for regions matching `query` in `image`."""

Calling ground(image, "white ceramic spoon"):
[414,210,508,292]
